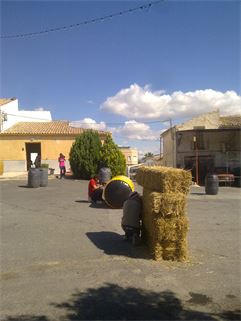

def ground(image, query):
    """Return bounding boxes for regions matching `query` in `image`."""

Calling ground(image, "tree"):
[100,134,126,177]
[69,130,102,179]
[143,152,154,160]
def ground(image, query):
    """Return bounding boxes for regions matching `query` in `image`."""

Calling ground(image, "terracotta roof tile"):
[219,116,241,129]
[0,98,16,107]
[0,121,108,136]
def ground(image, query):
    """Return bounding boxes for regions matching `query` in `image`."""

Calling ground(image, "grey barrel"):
[99,167,112,184]
[28,168,40,188]
[40,168,48,187]
[205,174,219,195]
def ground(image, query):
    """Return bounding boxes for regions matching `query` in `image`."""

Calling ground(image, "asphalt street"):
[0,178,240,321]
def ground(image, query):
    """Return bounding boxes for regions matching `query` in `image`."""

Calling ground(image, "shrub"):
[40,163,49,169]
[100,134,126,177]
[69,130,102,179]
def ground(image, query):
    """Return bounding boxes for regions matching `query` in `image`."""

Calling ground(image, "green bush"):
[100,134,126,177]
[69,130,126,179]
[40,163,49,169]
[69,130,102,179]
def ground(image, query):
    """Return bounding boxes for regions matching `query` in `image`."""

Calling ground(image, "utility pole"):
[0,110,7,132]
[193,135,199,185]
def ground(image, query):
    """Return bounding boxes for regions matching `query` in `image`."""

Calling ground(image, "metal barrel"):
[98,167,112,184]
[40,168,48,187]
[28,168,40,188]
[103,175,134,209]
[205,174,219,195]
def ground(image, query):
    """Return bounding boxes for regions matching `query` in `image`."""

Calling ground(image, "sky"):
[1,0,240,156]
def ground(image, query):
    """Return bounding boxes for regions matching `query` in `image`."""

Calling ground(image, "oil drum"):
[40,168,48,187]
[103,175,134,208]
[98,167,112,184]
[205,174,219,195]
[28,168,40,188]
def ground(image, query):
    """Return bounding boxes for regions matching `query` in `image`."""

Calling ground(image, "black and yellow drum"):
[103,175,134,209]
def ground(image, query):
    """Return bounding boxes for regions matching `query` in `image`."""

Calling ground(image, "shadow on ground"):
[3,283,240,320]
[86,231,151,259]
[75,200,112,209]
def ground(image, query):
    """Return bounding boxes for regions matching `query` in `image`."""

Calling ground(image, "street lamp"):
[193,135,199,185]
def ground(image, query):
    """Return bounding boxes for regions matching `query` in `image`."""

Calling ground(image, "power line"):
[1,1,163,39]
[2,111,171,126]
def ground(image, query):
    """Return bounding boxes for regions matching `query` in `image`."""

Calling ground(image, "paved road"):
[0,178,240,320]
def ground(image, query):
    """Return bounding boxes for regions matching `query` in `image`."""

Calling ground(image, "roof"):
[0,98,16,107]
[0,121,108,136]
[219,116,241,129]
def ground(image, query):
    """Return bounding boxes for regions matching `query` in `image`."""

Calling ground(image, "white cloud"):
[101,84,241,119]
[69,118,159,141]
[69,118,107,131]
[110,120,160,141]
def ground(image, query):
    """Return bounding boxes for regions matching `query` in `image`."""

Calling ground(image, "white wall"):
[0,99,52,131]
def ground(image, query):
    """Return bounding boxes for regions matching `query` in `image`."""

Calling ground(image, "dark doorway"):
[184,155,214,185]
[25,143,41,170]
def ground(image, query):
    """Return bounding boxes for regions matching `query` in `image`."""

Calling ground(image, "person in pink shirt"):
[58,153,66,179]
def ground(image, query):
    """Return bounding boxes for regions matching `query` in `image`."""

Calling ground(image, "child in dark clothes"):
[121,191,142,245]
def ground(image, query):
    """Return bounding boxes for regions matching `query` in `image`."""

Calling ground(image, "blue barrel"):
[28,168,40,188]
[205,174,219,195]
[99,167,112,184]
[40,168,48,187]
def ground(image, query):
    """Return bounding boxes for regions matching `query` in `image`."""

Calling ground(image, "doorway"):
[25,143,41,170]
[184,155,214,185]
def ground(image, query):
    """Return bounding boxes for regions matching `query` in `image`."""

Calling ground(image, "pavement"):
[0,178,240,321]
[0,172,28,179]
[0,171,58,180]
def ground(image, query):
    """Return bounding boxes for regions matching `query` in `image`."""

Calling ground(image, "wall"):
[119,148,138,166]
[161,128,176,167]
[177,111,220,131]
[0,135,76,172]
[176,129,241,170]
[0,99,52,131]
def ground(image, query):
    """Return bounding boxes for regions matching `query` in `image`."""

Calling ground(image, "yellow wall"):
[0,136,76,161]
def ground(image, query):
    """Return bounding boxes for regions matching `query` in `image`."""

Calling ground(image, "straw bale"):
[136,166,192,194]
[141,187,189,261]
[155,216,189,242]
[142,189,186,218]
[154,240,188,261]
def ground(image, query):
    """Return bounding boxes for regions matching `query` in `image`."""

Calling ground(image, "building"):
[160,111,241,183]
[0,98,52,132]
[0,121,109,173]
[118,146,138,166]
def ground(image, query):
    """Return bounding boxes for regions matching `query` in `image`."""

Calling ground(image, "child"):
[121,191,142,245]
[88,175,103,204]
[58,153,66,179]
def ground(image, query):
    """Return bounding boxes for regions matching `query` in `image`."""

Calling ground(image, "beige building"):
[0,121,109,173]
[118,146,138,166]
[160,111,241,183]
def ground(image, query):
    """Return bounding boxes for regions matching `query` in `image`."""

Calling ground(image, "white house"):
[0,98,52,132]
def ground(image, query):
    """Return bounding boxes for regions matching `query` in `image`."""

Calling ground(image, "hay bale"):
[136,166,192,194]
[155,217,189,242]
[141,188,189,261]
[155,240,188,261]
[142,189,187,218]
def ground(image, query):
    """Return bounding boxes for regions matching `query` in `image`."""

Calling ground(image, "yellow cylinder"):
[103,175,134,208]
